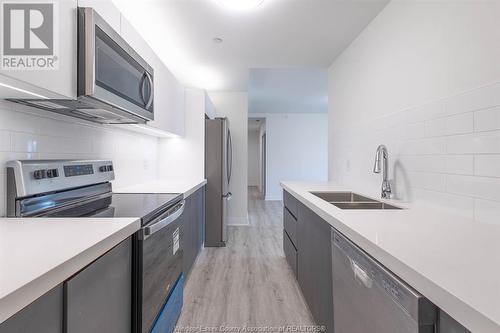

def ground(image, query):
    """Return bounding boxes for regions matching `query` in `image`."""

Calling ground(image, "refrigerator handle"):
[228,129,233,184]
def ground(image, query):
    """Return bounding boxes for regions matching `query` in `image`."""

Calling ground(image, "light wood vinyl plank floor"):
[177,187,314,330]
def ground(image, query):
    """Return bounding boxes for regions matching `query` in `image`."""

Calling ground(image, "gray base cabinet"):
[1,238,132,333]
[297,202,334,332]
[0,284,63,333]
[65,238,132,333]
[283,190,333,332]
[283,190,471,333]
[439,310,470,333]
[182,186,206,278]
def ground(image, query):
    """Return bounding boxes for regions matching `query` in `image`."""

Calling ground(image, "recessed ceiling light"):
[215,0,265,11]
[213,37,223,44]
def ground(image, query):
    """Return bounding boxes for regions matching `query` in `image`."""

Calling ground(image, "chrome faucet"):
[373,145,392,199]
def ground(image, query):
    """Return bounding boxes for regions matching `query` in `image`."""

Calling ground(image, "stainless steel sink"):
[310,191,403,210]
[330,202,402,210]
[310,191,377,203]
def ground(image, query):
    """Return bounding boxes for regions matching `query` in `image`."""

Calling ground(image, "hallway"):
[177,187,314,331]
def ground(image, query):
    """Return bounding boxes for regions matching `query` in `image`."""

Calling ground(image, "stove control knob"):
[47,169,59,178]
[99,166,107,172]
[107,165,113,172]
[33,169,47,180]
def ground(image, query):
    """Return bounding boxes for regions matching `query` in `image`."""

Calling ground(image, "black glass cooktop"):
[44,192,182,225]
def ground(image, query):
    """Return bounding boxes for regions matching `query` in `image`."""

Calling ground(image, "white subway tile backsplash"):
[400,155,446,173]
[11,132,45,153]
[0,131,10,151]
[425,118,446,137]
[444,82,500,115]
[334,82,500,224]
[474,199,500,225]
[0,104,159,217]
[447,175,500,201]
[408,172,447,192]
[401,137,446,155]
[445,155,474,175]
[474,106,500,132]
[405,122,426,139]
[425,113,473,137]
[474,155,500,177]
[445,113,474,136]
[446,131,500,154]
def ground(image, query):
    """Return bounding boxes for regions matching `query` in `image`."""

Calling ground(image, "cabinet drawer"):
[283,207,297,248]
[283,229,298,278]
[283,191,298,218]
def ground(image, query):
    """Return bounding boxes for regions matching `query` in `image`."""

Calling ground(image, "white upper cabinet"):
[119,16,185,137]
[0,0,185,137]
[77,0,121,32]
[0,0,77,99]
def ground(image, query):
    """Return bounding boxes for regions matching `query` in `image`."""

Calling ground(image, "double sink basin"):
[310,191,402,210]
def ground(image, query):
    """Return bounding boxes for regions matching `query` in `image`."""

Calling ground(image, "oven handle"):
[140,200,185,240]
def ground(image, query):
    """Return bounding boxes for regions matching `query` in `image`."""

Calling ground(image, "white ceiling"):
[113,0,388,91]
[248,68,328,114]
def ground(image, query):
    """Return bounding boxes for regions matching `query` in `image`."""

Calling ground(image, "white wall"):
[209,92,249,225]
[248,131,260,187]
[253,113,328,200]
[158,88,205,181]
[0,101,159,217]
[328,0,500,223]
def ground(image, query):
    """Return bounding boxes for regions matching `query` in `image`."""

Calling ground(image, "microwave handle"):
[145,72,154,110]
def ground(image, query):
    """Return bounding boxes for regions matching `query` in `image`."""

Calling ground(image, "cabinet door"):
[183,186,205,277]
[65,238,132,333]
[297,203,334,332]
[0,0,77,99]
[0,284,63,333]
[119,16,185,136]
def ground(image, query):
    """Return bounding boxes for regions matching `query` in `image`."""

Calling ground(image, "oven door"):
[78,7,154,122]
[135,200,185,333]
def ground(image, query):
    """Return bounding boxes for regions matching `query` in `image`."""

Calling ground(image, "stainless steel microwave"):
[10,7,154,124]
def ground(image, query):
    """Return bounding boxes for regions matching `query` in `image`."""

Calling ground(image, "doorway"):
[248,118,266,199]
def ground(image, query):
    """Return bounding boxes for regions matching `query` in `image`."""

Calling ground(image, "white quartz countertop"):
[281,181,500,333]
[0,217,140,323]
[114,179,206,198]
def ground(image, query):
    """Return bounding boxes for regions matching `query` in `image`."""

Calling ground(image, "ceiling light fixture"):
[215,0,265,11]
[213,37,223,44]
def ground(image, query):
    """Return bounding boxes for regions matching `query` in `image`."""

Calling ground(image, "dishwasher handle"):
[351,259,373,288]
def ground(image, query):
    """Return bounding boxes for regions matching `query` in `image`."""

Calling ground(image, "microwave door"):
[78,7,154,122]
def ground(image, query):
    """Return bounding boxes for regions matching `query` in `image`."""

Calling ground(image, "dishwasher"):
[331,230,437,333]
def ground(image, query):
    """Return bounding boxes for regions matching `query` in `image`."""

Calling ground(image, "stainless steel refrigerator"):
[205,117,232,247]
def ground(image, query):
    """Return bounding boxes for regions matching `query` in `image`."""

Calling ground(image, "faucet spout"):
[373,145,392,199]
